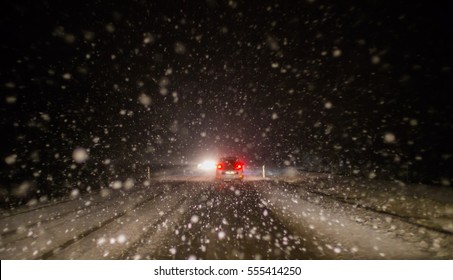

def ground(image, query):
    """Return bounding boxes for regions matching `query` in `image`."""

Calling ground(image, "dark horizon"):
[1,0,452,200]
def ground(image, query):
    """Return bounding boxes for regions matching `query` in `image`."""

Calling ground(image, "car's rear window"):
[220,158,238,166]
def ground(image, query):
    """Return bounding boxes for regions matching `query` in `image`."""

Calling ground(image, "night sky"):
[1,0,452,199]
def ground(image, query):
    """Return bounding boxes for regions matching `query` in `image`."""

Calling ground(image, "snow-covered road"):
[1,174,452,259]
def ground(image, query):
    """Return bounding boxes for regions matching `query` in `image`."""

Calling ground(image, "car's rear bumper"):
[216,171,244,181]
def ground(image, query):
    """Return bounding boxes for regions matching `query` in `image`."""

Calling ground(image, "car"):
[215,156,244,181]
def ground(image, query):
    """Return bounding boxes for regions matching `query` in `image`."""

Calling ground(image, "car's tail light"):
[217,164,223,169]
[234,163,243,170]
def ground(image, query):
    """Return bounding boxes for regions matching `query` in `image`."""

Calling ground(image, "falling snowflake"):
[72,148,88,163]
[218,231,226,240]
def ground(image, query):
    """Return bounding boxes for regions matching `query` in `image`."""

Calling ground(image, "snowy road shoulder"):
[258,181,453,259]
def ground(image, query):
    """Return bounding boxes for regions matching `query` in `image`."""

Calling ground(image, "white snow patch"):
[117,234,127,244]
[97,237,107,246]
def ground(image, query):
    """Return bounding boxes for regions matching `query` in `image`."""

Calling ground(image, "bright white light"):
[197,160,216,170]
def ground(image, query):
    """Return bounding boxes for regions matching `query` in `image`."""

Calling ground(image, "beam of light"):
[197,160,217,170]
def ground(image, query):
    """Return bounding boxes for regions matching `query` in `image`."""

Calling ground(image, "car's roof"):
[219,156,239,161]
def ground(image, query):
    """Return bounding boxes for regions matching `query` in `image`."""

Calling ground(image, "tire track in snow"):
[151,182,308,260]
[119,182,210,259]
[48,192,191,259]
[37,187,166,260]
[0,186,166,259]
[120,197,192,260]
[0,186,152,238]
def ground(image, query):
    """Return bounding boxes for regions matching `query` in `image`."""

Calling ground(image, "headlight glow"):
[197,160,216,170]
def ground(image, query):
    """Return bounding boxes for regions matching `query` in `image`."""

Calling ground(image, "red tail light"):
[234,163,243,170]
[217,164,223,169]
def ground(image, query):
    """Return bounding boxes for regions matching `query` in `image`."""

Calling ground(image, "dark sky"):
[1,0,452,191]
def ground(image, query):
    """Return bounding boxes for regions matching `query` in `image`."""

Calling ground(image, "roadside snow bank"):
[276,171,453,234]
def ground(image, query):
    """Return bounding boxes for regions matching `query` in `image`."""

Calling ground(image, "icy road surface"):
[1,175,452,259]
